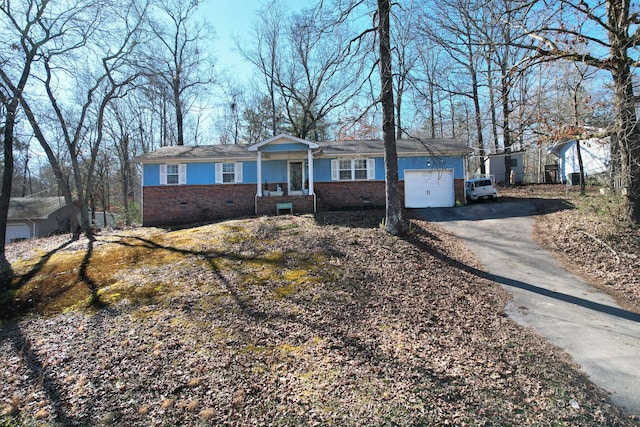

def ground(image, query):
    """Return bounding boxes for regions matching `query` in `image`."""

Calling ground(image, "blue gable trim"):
[259,142,311,153]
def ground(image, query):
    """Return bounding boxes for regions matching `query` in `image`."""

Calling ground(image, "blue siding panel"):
[144,164,161,186]
[243,161,257,183]
[187,163,214,184]
[313,158,333,182]
[261,160,288,184]
[375,158,385,180]
[142,155,466,186]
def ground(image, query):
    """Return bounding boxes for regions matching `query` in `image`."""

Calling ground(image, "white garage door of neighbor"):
[6,223,31,243]
[404,169,454,208]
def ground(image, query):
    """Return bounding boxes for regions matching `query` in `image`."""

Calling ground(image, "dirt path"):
[417,201,640,415]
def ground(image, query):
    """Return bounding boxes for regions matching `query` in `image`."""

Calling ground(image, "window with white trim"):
[215,162,243,183]
[331,159,375,181]
[222,163,235,183]
[166,164,180,184]
[339,160,352,180]
[160,164,186,185]
[354,159,368,180]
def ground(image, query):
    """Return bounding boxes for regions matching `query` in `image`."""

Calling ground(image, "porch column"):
[257,151,263,196]
[307,149,314,194]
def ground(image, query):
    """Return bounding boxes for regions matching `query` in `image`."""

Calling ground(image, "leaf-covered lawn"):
[0,209,635,426]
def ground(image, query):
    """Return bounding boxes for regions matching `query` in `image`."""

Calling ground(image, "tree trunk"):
[487,47,500,153]
[429,79,436,139]
[608,0,640,224]
[471,67,485,175]
[174,83,184,146]
[501,61,512,185]
[0,107,16,286]
[611,65,640,223]
[378,0,404,235]
[576,140,586,195]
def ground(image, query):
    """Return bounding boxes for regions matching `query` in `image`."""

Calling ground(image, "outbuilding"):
[549,137,610,184]
[6,197,73,243]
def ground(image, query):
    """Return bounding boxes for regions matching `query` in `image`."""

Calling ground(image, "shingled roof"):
[136,138,472,162]
[8,197,67,219]
[136,144,254,163]
[316,138,472,156]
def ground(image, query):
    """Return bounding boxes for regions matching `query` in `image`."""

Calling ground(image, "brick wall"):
[314,181,388,210]
[256,195,315,216]
[143,178,467,226]
[455,179,465,204]
[143,184,257,226]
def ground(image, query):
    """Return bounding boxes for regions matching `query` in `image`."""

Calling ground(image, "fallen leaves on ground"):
[0,195,636,426]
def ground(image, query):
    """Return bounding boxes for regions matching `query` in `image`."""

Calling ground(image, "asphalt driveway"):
[416,201,640,416]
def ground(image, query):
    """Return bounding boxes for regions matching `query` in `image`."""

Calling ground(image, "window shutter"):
[215,163,222,183]
[367,159,375,180]
[160,164,167,185]
[235,162,243,183]
[331,160,339,181]
[178,164,187,184]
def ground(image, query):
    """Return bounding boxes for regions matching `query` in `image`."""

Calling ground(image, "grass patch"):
[2,219,326,319]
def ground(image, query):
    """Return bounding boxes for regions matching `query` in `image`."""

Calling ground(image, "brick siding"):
[143,178,466,226]
[142,184,257,226]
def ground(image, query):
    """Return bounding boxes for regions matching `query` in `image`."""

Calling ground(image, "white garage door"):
[6,223,31,243]
[404,169,454,208]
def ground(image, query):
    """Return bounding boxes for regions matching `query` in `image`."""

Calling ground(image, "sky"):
[201,0,314,82]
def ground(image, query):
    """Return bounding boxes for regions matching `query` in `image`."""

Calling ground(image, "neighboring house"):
[549,137,610,184]
[136,134,472,227]
[484,152,525,185]
[6,197,73,243]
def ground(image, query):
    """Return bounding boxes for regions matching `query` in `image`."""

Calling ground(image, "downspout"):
[308,148,316,212]
[256,151,262,215]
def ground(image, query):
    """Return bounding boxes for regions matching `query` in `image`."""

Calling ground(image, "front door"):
[288,161,304,194]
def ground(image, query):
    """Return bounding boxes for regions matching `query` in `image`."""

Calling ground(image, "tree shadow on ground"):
[313,209,385,228]
[403,222,640,322]
[1,322,73,425]
[113,235,394,372]
[1,239,76,320]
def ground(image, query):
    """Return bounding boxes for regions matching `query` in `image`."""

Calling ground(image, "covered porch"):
[248,134,319,215]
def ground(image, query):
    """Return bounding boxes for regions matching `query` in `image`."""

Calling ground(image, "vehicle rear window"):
[477,180,492,187]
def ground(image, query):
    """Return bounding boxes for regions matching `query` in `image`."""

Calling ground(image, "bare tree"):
[421,0,487,172]
[147,0,215,146]
[237,0,285,137]
[2,0,148,250]
[239,0,367,140]
[0,0,93,282]
[391,1,421,140]
[378,0,404,235]
[515,0,640,224]
[412,46,449,138]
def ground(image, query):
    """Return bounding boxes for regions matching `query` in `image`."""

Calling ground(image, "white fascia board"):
[138,156,256,164]
[248,133,319,151]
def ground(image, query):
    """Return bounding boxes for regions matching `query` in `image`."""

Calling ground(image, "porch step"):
[276,202,293,215]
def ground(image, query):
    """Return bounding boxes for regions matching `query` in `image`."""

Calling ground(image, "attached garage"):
[6,223,31,243]
[404,169,455,208]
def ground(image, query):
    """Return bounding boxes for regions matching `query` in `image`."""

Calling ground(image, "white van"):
[465,178,498,202]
